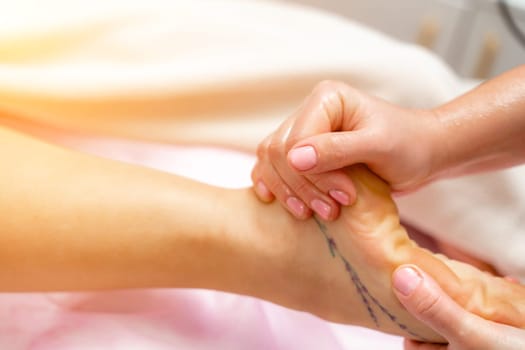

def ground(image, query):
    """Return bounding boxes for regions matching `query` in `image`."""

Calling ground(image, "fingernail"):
[288,146,317,171]
[311,199,332,220]
[256,181,272,199]
[329,190,350,206]
[394,267,422,296]
[286,197,306,218]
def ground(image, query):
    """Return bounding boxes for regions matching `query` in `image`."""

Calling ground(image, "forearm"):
[432,65,525,178]
[0,126,250,292]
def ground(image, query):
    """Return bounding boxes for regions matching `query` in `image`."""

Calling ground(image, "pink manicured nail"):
[288,146,317,171]
[256,181,272,200]
[286,197,306,218]
[310,199,332,220]
[394,267,422,296]
[329,190,350,206]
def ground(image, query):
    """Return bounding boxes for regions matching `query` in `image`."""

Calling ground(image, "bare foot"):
[233,165,525,342]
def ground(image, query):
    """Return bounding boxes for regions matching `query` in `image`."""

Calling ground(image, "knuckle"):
[267,177,292,198]
[309,175,327,189]
[294,180,313,195]
[284,136,301,152]
[256,137,271,159]
[256,146,266,159]
[317,84,345,121]
[309,173,335,191]
[267,139,284,159]
[265,178,282,195]
[414,293,442,320]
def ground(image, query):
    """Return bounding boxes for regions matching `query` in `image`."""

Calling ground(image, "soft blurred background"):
[279,0,524,79]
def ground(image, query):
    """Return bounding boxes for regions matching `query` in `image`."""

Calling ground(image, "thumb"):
[287,130,373,174]
[392,265,475,343]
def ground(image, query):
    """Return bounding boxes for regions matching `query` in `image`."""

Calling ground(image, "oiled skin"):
[322,166,525,340]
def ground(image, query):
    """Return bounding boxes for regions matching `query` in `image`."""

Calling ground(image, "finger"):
[306,170,356,207]
[254,82,358,218]
[251,162,275,203]
[254,82,359,217]
[255,117,292,165]
[287,130,378,174]
[403,339,446,350]
[255,133,271,163]
[284,80,362,152]
[257,150,312,220]
[392,265,476,343]
[266,136,340,221]
[282,173,340,221]
[257,117,318,219]
[252,136,276,203]
[283,81,364,173]
[259,115,337,220]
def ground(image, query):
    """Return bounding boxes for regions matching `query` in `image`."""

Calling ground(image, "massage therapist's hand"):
[251,80,442,220]
[393,265,525,350]
[253,67,525,220]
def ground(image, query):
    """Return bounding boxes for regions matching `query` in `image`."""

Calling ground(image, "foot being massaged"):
[1,1,524,349]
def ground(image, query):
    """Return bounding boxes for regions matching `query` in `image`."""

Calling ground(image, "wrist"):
[427,66,525,178]
[425,107,457,181]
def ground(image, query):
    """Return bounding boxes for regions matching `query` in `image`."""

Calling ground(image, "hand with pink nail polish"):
[393,265,525,350]
[253,66,525,219]
[251,80,441,220]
